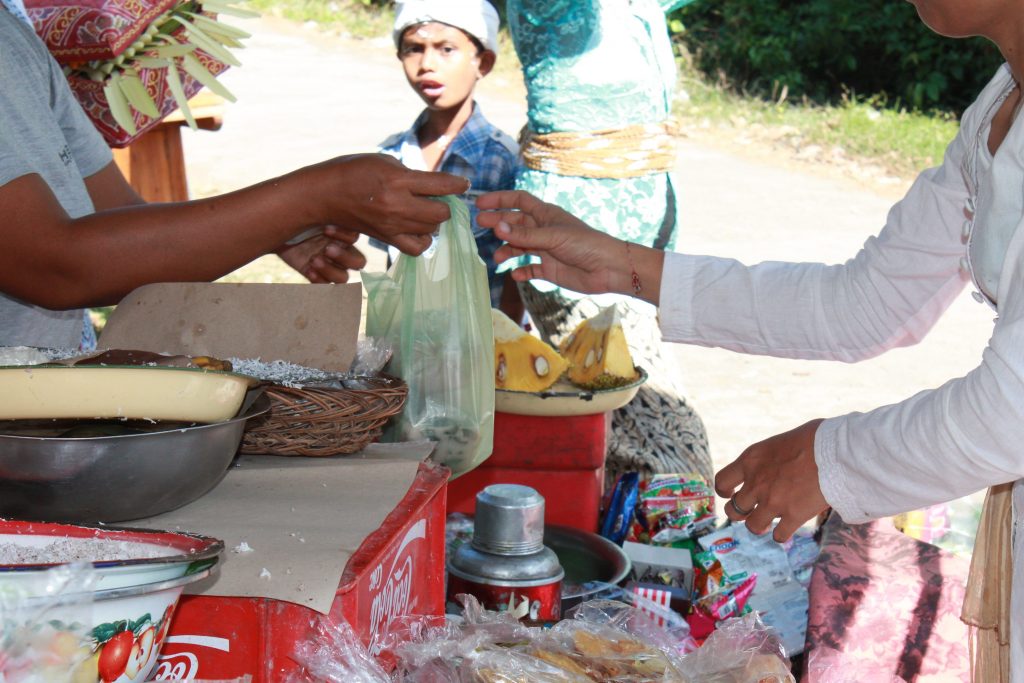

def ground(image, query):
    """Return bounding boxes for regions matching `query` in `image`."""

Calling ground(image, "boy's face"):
[398,22,494,112]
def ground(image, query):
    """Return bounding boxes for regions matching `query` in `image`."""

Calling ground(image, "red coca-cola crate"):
[447,411,609,531]
[153,461,448,682]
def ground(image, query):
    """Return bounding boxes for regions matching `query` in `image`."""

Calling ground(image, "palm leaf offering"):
[26,0,253,145]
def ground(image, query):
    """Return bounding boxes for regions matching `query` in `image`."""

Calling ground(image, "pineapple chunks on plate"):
[559,306,639,391]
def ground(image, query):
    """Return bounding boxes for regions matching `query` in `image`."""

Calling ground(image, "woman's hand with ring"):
[729,497,755,517]
[715,419,830,542]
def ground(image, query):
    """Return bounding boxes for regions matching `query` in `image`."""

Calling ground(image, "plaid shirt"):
[376,103,518,305]
[379,103,518,236]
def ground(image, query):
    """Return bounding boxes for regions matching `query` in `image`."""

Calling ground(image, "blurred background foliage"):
[670,0,1003,114]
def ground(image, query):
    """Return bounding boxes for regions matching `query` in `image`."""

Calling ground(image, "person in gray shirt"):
[0,9,468,349]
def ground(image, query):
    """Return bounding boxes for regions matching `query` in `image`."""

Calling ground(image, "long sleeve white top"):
[658,63,1024,676]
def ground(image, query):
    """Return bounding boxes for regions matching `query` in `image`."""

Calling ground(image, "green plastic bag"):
[363,196,495,477]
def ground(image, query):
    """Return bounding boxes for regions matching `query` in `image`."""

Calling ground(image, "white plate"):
[0,365,258,422]
[495,367,647,417]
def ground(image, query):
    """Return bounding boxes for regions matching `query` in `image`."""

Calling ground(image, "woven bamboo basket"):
[240,374,407,457]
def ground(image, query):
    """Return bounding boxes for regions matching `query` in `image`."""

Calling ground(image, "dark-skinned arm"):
[3,154,467,309]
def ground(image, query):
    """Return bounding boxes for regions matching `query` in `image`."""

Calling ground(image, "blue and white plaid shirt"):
[375,103,518,306]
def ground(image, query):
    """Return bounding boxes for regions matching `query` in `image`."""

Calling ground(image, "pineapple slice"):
[492,309,569,392]
[559,305,638,390]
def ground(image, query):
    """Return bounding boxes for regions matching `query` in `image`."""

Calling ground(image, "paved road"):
[180,16,994,473]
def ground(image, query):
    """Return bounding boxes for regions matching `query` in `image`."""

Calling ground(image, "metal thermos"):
[447,484,564,623]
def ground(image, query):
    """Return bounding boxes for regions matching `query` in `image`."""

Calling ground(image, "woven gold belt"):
[520,121,678,179]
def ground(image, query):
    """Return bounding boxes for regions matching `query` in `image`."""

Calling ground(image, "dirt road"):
[181,16,994,473]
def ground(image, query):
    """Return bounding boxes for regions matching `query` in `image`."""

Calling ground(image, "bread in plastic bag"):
[286,616,391,683]
[530,618,686,681]
[364,196,495,476]
[677,613,795,683]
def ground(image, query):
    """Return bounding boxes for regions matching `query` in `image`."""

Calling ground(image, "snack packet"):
[627,474,715,545]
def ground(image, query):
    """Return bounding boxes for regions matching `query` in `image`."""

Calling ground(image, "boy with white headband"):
[374,0,521,317]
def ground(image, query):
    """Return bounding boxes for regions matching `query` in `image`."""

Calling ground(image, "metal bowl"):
[0,394,269,524]
[544,525,632,611]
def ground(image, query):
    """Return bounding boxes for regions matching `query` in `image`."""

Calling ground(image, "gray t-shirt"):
[0,9,113,348]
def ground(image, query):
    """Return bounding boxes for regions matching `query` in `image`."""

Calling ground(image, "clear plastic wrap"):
[286,616,391,683]
[571,598,690,650]
[351,337,395,376]
[290,595,793,683]
[677,613,795,683]
[531,617,687,682]
[459,646,595,683]
[0,562,98,683]
[385,595,535,677]
[379,613,478,673]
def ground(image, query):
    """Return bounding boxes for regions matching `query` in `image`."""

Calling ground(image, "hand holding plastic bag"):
[364,196,495,476]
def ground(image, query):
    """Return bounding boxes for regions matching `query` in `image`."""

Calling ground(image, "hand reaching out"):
[715,419,830,542]
[311,154,469,256]
[476,190,664,303]
[277,226,366,283]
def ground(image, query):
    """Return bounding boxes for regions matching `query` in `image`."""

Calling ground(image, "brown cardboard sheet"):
[99,282,362,372]
[134,451,429,614]
[99,280,428,613]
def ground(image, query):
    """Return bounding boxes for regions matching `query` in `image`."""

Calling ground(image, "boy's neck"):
[417,99,475,171]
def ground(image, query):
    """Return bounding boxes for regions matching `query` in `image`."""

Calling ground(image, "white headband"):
[393,0,499,53]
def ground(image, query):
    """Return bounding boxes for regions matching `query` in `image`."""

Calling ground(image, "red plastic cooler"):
[446,411,609,531]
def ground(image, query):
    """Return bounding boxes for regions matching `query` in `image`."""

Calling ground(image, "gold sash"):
[961,482,1013,682]
[520,122,678,179]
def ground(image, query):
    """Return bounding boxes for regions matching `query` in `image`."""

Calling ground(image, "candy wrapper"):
[688,575,758,641]
[699,525,809,656]
[627,474,716,545]
[600,472,640,545]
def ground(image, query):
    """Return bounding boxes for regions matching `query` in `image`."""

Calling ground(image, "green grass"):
[244,0,393,35]
[675,70,960,179]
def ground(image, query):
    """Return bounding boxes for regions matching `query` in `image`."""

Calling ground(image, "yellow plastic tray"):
[0,365,257,423]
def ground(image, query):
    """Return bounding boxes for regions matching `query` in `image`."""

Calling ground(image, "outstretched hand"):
[714,419,830,542]
[315,154,469,256]
[476,190,663,302]
[277,226,366,283]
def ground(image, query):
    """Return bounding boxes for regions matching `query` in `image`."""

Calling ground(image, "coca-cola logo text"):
[368,520,425,654]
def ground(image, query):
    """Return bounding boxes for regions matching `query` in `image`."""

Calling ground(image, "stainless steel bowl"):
[545,525,632,611]
[0,394,269,523]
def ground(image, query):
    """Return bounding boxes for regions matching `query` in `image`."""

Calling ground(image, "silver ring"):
[730,497,754,516]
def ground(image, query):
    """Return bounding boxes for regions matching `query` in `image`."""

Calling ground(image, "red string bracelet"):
[625,242,642,296]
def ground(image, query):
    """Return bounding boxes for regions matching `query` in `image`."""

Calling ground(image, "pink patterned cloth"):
[801,514,971,683]
[24,0,230,146]
[25,0,177,62]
